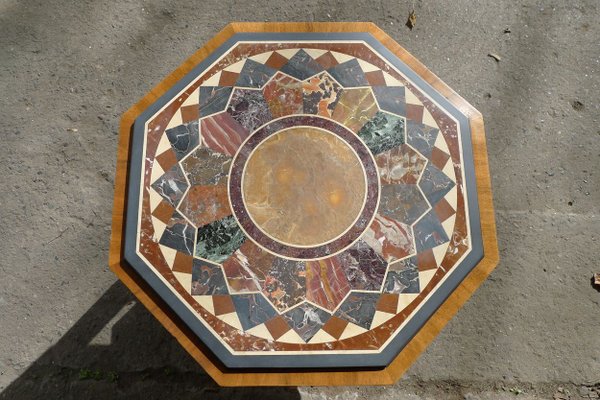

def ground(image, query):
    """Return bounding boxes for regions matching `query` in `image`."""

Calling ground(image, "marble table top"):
[122,32,483,369]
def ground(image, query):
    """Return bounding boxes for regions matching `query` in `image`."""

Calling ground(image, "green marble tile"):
[358,111,405,155]
[195,215,246,263]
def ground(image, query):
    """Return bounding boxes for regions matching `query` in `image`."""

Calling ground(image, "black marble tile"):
[191,258,229,295]
[232,293,278,331]
[165,121,200,160]
[282,303,332,342]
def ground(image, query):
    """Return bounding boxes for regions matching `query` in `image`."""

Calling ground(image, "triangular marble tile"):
[339,322,368,340]
[383,71,403,87]
[173,271,192,293]
[250,51,273,64]
[193,295,215,315]
[276,48,300,59]
[165,109,183,130]
[434,131,450,153]
[396,293,419,313]
[152,216,167,241]
[331,51,353,64]
[422,109,438,128]
[432,243,449,266]
[370,310,396,329]
[223,59,246,73]
[148,186,163,211]
[156,133,172,155]
[181,88,199,107]
[442,214,456,237]
[357,58,380,73]
[159,244,177,268]
[277,329,305,344]
[419,269,437,289]
[303,48,328,59]
[405,88,421,106]
[150,160,165,185]
[442,158,456,182]
[308,329,336,344]
[446,185,458,210]
[245,323,274,340]
[201,71,222,87]
[218,311,243,330]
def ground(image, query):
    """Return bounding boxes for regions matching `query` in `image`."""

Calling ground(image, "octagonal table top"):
[110,22,498,386]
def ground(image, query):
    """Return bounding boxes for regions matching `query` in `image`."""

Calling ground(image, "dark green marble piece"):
[195,215,246,263]
[358,111,405,155]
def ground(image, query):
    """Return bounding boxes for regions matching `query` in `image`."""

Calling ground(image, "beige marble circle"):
[242,127,367,247]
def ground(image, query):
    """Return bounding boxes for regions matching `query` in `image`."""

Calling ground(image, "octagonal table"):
[110,22,498,386]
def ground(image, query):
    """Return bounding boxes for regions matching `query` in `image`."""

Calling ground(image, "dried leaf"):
[406,10,417,30]
[488,52,502,62]
[594,273,600,286]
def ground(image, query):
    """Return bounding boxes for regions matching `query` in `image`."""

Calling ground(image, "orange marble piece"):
[242,127,367,246]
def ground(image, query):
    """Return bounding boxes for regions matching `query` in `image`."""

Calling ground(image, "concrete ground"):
[0,0,598,398]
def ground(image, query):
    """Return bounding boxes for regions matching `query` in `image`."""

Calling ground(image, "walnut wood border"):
[109,22,499,387]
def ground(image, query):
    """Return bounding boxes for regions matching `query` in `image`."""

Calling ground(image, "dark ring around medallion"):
[228,115,380,259]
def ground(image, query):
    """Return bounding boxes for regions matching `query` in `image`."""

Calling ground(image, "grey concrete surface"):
[0,0,598,398]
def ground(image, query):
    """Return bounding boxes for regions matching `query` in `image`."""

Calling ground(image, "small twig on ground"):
[45,228,69,246]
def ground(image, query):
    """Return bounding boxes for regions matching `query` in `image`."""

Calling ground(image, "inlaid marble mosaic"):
[125,35,482,369]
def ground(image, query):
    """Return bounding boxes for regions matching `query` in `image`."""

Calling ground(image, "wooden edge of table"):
[108,22,499,387]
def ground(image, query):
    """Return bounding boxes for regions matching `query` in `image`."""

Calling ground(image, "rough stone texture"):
[0,0,598,398]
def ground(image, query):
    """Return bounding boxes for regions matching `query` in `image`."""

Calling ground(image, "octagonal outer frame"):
[109,22,499,386]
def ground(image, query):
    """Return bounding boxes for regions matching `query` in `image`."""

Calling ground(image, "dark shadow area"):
[0,282,302,400]
[592,275,600,293]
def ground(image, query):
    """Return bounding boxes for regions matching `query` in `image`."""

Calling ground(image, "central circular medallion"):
[229,115,379,260]
[242,126,367,247]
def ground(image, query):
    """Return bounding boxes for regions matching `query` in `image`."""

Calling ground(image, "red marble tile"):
[172,252,194,274]
[213,294,236,316]
[180,105,199,123]
[363,214,414,262]
[262,72,303,117]
[265,316,291,340]
[434,197,455,222]
[314,51,339,69]
[405,103,424,122]
[265,52,289,69]
[375,144,427,185]
[155,149,178,172]
[376,293,399,314]
[200,112,250,156]
[151,201,175,224]
[305,257,350,311]
[178,184,231,227]
[221,241,276,293]
[431,147,450,170]
[417,249,437,271]
[365,70,386,86]
[321,316,349,340]
[219,70,239,86]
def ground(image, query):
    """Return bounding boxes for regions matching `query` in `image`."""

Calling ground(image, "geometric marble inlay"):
[112,23,498,386]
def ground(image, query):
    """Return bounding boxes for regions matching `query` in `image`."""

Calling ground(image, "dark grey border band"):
[123,32,483,369]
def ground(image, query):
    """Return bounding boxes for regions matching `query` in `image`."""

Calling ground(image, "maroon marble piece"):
[305,257,351,311]
[200,112,250,156]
